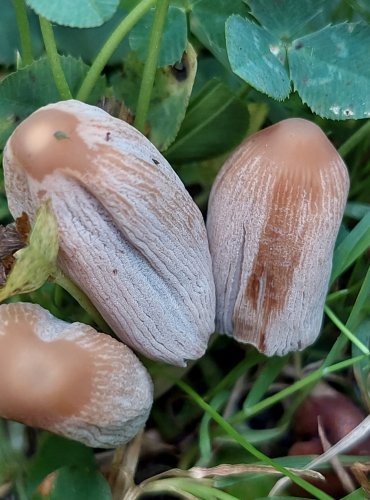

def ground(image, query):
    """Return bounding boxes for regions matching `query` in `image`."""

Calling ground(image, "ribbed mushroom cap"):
[207,118,349,356]
[3,100,215,366]
[0,302,153,448]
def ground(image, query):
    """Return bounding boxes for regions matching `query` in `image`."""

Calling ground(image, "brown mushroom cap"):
[207,118,349,355]
[0,302,153,448]
[3,100,215,366]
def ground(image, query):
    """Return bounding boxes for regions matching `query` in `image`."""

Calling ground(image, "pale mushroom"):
[3,100,215,366]
[207,118,349,355]
[0,302,153,448]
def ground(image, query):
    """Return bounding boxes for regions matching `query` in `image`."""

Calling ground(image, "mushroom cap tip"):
[253,117,341,166]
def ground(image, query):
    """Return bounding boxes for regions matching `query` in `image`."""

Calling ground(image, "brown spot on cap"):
[235,119,342,347]
[0,309,93,427]
[0,302,153,448]
[10,109,96,182]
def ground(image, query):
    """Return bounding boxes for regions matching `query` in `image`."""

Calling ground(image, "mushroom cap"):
[0,302,153,448]
[3,100,215,366]
[207,118,349,355]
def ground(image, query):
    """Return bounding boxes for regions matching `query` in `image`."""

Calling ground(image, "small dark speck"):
[113,269,118,275]
[152,158,160,165]
[105,132,111,141]
[54,130,69,140]
[294,41,304,50]
[14,114,20,123]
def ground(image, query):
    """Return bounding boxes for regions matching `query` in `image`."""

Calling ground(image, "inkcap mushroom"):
[0,302,153,448]
[3,100,215,366]
[207,118,349,356]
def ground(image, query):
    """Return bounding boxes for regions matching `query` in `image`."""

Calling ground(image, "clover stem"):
[77,0,156,102]
[134,0,170,133]
[12,0,33,66]
[39,16,72,100]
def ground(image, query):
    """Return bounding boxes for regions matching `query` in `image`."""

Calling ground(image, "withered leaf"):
[98,97,134,125]
[0,202,59,301]
[0,213,30,285]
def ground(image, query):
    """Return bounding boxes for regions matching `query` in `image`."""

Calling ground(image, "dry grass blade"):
[111,431,144,500]
[269,414,370,495]
[317,416,355,492]
[189,463,324,481]
[133,463,324,483]
[222,374,247,419]
[351,462,370,495]
[0,482,12,498]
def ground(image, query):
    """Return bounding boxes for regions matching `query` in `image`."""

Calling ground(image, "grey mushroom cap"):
[207,118,349,356]
[0,302,153,448]
[3,100,216,366]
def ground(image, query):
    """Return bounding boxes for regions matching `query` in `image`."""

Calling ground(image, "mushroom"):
[3,100,215,366]
[207,118,349,355]
[0,302,153,448]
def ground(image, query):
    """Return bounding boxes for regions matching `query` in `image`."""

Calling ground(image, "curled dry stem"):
[111,430,144,500]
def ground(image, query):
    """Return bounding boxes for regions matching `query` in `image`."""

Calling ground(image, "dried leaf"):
[0,213,30,285]
[0,213,29,259]
[0,201,59,301]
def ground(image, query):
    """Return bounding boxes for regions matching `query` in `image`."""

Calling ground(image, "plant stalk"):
[12,0,33,66]
[339,119,370,158]
[134,0,170,132]
[39,16,72,100]
[53,270,112,334]
[231,354,366,424]
[324,304,370,355]
[178,380,332,500]
[77,0,156,102]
